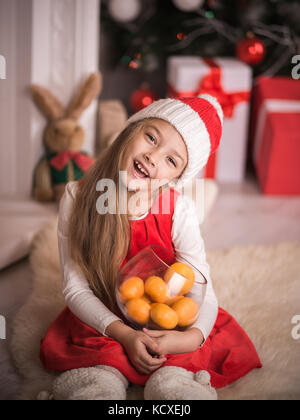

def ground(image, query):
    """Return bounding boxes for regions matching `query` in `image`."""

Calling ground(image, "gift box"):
[167,56,252,183]
[251,76,300,195]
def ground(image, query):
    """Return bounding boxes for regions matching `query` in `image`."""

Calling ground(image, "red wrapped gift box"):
[251,77,300,195]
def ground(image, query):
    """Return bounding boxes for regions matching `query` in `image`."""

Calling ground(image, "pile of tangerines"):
[118,262,199,330]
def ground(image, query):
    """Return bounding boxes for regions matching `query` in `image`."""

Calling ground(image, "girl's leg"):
[144,366,217,400]
[51,365,129,400]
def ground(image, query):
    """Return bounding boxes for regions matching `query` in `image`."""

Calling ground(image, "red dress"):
[40,186,262,388]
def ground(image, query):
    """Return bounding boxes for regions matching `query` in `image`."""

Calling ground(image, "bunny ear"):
[30,84,64,121]
[65,72,102,120]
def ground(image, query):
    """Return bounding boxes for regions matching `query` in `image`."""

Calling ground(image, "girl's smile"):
[132,159,151,179]
[122,119,188,191]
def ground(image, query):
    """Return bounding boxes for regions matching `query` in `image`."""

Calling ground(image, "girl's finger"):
[136,358,165,375]
[144,354,167,367]
[154,354,167,362]
[135,365,149,375]
[143,328,165,338]
[141,335,160,354]
[135,357,157,374]
[140,347,167,367]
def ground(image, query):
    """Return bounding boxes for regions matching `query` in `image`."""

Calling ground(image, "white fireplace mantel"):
[0,0,100,198]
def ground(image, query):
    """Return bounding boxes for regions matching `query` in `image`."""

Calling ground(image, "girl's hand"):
[142,329,182,355]
[121,329,167,375]
[142,328,204,355]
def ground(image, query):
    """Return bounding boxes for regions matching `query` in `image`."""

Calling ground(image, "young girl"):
[40,94,262,400]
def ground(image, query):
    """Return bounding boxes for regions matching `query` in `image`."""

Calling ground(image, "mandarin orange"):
[165,295,184,306]
[119,276,144,301]
[125,298,151,325]
[144,276,169,303]
[164,262,195,296]
[140,294,152,305]
[150,303,178,329]
[171,297,199,327]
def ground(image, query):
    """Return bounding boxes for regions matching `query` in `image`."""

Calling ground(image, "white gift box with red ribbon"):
[167,56,252,183]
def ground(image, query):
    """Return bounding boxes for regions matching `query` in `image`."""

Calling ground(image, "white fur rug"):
[10,217,300,400]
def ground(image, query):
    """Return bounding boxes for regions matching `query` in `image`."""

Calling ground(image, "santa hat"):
[126,94,223,186]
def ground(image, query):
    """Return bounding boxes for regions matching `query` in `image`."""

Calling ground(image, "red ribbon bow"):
[200,58,250,118]
[49,151,94,172]
[168,58,250,118]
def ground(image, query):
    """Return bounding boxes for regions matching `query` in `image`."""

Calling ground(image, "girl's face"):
[121,119,188,191]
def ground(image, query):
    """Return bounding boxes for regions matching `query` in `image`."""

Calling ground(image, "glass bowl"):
[116,244,207,331]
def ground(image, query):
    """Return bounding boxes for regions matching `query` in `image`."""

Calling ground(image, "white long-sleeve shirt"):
[58,181,218,343]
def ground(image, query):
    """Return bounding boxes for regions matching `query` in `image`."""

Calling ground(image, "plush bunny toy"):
[31,72,102,203]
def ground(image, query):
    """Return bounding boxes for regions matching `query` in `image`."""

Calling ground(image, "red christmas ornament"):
[130,84,157,112]
[236,36,266,65]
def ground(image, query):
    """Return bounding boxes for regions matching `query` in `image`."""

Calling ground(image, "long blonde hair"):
[68,119,157,314]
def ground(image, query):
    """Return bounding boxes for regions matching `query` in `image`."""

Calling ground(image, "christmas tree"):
[101,0,299,78]
[99,1,300,189]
